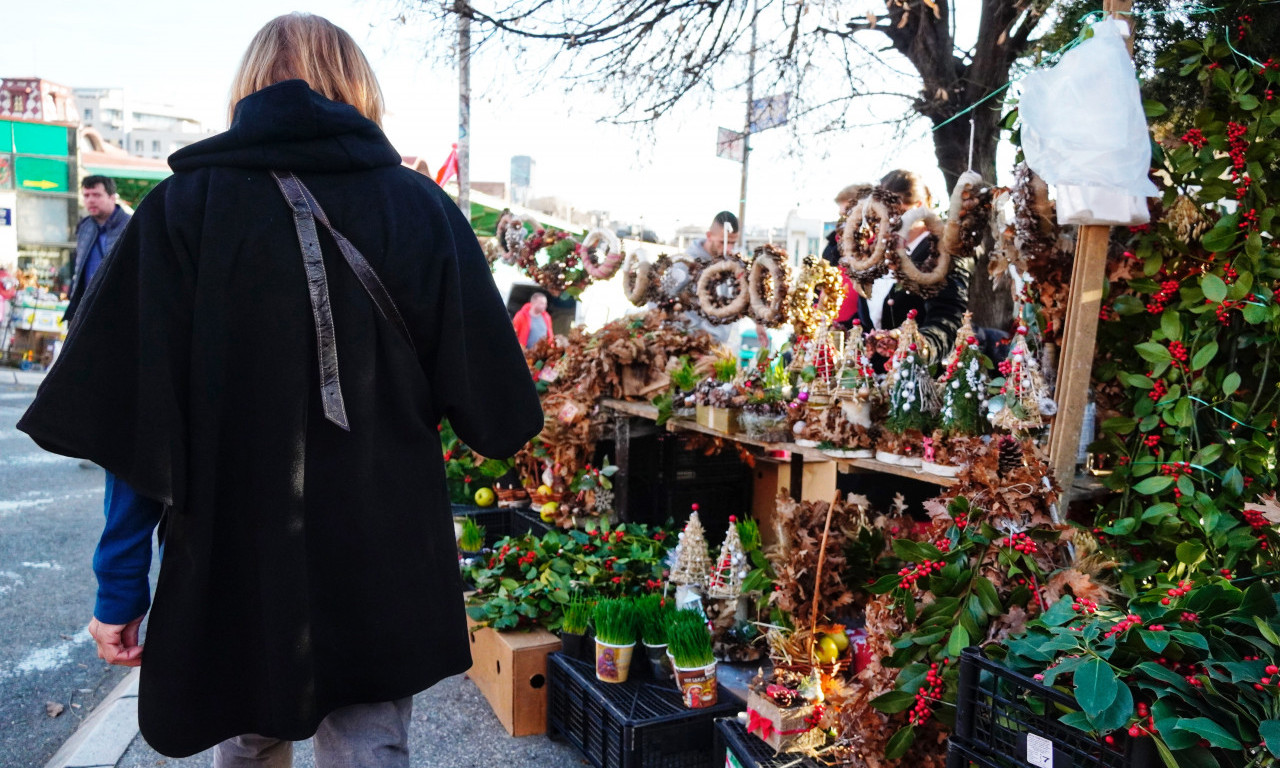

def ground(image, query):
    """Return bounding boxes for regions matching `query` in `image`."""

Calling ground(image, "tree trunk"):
[882,0,1028,335]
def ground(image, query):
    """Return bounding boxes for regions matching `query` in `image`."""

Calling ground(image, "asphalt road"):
[0,379,134,767]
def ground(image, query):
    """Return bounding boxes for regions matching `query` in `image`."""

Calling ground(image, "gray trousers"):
[211,698,412,768]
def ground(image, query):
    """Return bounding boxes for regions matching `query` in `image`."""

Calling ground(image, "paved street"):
[0,379,133,767]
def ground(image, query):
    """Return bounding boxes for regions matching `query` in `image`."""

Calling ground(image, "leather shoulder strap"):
[272,171,417,354]
[271,171,349,430]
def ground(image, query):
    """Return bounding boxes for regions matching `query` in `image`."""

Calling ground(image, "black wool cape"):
[18,80,544,756]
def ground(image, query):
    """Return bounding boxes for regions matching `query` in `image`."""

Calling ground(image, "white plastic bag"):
[1020,19,1158,224]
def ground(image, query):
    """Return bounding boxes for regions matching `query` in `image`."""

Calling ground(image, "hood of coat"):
[169,80,401,173]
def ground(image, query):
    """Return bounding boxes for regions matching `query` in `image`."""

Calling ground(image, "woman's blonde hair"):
[228,13,384,126]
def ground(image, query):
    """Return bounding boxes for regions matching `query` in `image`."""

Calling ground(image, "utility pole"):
[457,2,472,223]
[737,0,758,251]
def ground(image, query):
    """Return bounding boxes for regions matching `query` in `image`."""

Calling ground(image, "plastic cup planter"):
[644,642,674,682]
[668,651,719,709]
[595,639,635,683]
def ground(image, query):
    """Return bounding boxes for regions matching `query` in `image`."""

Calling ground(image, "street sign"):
[749,93,791,133]
[716,127,745,162]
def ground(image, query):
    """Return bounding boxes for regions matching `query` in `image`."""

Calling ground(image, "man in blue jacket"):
[65,175,130,322]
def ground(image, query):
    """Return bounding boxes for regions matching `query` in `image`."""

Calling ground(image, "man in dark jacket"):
[65,175,130,321]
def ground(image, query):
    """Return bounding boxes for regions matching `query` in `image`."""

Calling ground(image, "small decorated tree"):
[708,515,746,600]
[880,311,940,462]
[670,507,713,588]
[988,323,1054,433]
[935,313,990,452]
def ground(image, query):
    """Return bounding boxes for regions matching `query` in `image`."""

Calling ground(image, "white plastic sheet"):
[1020,19,1158,225]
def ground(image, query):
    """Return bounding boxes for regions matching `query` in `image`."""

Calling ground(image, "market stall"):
[443,6,1280,767]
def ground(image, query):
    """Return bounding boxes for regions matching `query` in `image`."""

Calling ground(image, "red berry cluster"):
[1160,461,1192,477]
[1181,128,1207,150]
[1146,280,1180,314]
[935,538,952,553]
[1148,378,1168,403]
[1240,207,1260,230]
[1128,701,1156,738]
[1001,532,1038,555]
[953,510,968,529]
[1072,597,1099,614]
[1237,13,1253,41]
[1181,612,1199,623]
[908,662,947,725]
[1167,340,1189,370]
[1143,434,1161,448]
[1257,664,1280,690]
[1245,505,1271,530]
[1104,614,1143,639]
[1227,121,1250,191]
[897,559,943,590]
[804,704,826,729]
[1160,579,1192,605]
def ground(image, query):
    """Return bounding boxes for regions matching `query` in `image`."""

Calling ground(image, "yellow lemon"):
[815,636,840,665]
[474,487,495,507]
[826,631,850,652]
[540,502,559,522]
[537,484,553,496]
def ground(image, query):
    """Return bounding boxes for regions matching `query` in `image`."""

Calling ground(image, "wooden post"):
[1047,0,1134,505]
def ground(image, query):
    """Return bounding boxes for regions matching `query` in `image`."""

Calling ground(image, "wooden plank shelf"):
[599,398,958,486]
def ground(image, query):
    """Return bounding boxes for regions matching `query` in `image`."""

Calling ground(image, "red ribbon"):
[746,708,814,742]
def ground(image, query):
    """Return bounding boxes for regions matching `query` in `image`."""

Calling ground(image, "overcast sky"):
[7,1,996,240]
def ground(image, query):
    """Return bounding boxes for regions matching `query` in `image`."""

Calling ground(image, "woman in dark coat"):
[19,14,543,765]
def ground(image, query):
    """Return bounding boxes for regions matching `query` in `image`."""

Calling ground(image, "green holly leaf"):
[871,690,916,714]
[1201,273,1229,302]
[1191,341,1218,370]
[1074,659,1119,714]
[1133,476,1175,495]
[884,725,916,759]
[1173,718,1242,749]
[1259,720,1280,757]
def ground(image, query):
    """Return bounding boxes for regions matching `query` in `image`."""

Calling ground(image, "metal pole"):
[737,0,757,250]
[457,4,472,223]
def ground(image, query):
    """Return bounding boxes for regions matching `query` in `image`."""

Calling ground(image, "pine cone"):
[998,435,1024,476]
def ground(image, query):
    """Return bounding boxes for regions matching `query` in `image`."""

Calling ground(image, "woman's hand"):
[89,615,145,667]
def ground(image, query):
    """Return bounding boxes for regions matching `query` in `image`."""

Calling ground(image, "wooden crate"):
[466,615,562,736]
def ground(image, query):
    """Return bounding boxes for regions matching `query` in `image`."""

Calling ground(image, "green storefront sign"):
[15,156,68,192]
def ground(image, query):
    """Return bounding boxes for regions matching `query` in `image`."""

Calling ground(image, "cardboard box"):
[466,615,562,736]
[750,458,838,548]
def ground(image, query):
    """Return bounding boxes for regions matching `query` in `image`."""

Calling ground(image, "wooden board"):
[1047,0,1133,505]
[838,457,958,487]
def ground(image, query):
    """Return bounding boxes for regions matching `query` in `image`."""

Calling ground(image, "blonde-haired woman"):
[20,13,543,766]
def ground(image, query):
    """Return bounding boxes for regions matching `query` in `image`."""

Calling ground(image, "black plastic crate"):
[714,718,824,768]
[547,652,745,768]
[949,647,1157,768]
[453,504,551,549]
